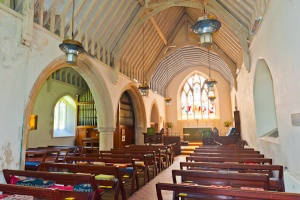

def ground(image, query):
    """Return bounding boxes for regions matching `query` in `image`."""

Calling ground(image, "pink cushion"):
[240,187,264,191]
[49,185,74,191]
[9,175,20,184]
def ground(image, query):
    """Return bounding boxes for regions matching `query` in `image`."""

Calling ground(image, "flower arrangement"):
[166,122,173,129]
[223,121,232,127]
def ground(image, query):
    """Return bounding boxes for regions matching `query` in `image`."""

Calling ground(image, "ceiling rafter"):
[93,0,128,49]
[43,0,60,26]
[54,0,72,33]
[64,0,86,39]
[73,1,98,42]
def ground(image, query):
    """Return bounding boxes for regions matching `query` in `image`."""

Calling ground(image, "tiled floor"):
[128,155,187,200]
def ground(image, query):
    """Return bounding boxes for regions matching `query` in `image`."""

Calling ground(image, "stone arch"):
[22,54,113,167]
[120,82,147,145]
[253,59,278,138]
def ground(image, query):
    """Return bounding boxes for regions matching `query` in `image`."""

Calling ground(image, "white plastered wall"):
[0,7,28,183]
[236,0,300,190]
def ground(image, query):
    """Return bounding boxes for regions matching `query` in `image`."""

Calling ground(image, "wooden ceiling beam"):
[43,0,60,26]
[54,0,72,35]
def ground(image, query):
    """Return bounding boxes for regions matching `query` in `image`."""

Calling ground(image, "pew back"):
[156,183,300,200]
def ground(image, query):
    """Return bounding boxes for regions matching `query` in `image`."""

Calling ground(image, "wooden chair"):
[82,138,99,154]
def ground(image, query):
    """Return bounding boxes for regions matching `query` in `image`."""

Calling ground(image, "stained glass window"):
[181,73,216,119]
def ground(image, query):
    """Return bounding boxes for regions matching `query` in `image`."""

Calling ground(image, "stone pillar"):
[136,126,145,145]
[97,127,115,150]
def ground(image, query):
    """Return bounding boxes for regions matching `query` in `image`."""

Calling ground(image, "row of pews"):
[155,145,300,199]
[0,144,175,199]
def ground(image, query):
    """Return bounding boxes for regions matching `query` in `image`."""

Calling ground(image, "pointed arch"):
[22,54,113,168]
[254,59,278,138]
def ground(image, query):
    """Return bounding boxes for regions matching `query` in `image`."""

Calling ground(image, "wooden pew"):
[38,162,126,200]
[180,162,284,191]
[195,145,254,150]
[125,145,172,170]
[190,152,265,158]
[194,149,260,153]
[86,153,151,184]
[186,156,273,164]
[0,184,62,199]
[109,148,162,173]
[156,183,300,200]
[64,156,138,196]
[172,169,270,190]
[3,169,102,200]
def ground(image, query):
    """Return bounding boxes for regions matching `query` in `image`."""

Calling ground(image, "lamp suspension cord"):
[72,0,75,39]
[207,47,210,78]
[143,22,145,84]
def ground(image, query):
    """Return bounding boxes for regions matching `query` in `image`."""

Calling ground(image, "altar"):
[182,127,212,142]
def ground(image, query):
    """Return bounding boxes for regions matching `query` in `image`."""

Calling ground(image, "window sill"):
[53,129,75,138]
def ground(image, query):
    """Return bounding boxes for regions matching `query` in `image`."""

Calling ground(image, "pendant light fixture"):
[138,22,149,96]
[191,0,221,47]
[205,47,217,101]
[59,0,84,64]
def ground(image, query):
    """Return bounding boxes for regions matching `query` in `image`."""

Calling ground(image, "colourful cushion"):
[120,167,134,173]
[95,174,115,181]
[9,175,20,184]
[135,161,145,166]
[240,187,264,191]
[73,184,93,192]
[92,162,105,166]
[113,163,128,168]
[49,185,74,191]
[16,179,55,188]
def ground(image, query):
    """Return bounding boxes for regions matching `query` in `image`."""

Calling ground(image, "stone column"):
[97,127,115,150]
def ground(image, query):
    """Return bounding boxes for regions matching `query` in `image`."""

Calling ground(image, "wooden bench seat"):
[195,146,254,150]
[186,156,273,164]
[190,152,265,158]
[0,183,62,199]
[64,156,138,196]
[3,169,102,200]
[194,149,260,154]
[172,169,270,190]
[37,162,125,200]
[109,148,163,173]
[180,162,284,191]
[156,183,300,200]
[86,153,151,184]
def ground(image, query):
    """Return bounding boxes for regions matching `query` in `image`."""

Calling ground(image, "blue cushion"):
[25,161,40,166]
[17,179,55,188]
[73,184,93,192]
[120,167,134,173]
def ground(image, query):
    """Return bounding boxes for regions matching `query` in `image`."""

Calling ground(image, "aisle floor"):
[128,155,187,200]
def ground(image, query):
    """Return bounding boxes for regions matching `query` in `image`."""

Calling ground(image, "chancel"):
[1,0,300,199]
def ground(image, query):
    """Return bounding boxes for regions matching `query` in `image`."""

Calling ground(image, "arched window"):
[54,99,66,130]
[181,73,216,120]
[53,96,76,137]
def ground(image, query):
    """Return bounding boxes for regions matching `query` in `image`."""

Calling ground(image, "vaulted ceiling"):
[11,0,269,96]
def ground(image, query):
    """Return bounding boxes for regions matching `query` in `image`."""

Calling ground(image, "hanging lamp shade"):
[59,39,84,64]
[165,97,172,106]
[205,79,217,101]
[138,83,149,96]
[59,0,84,64]
[191,14,221,47]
